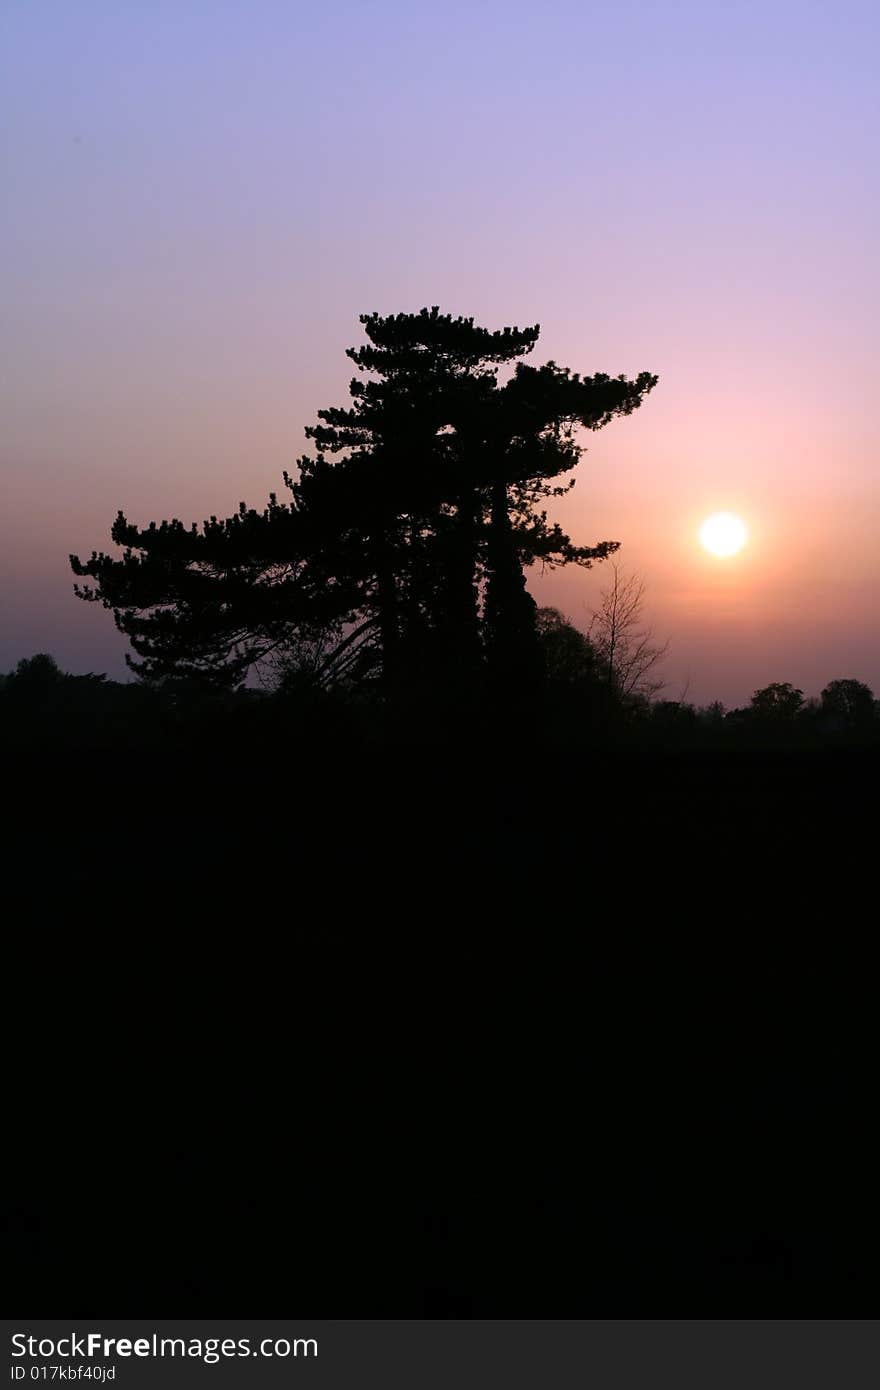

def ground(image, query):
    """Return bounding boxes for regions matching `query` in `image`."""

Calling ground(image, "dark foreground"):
[4,719,876,1315]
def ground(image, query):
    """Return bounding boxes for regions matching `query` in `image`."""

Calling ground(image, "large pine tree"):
[71,308,657,698]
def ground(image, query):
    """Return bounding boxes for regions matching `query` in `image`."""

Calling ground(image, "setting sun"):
[699,512,748,557]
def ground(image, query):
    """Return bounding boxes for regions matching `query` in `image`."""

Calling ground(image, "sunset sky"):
[3,0,878,706]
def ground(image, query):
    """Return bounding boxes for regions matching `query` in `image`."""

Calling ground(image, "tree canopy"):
[749,682,805,721]
[71,308,657,699]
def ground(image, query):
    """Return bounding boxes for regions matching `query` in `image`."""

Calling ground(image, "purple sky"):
[3,0,878,705]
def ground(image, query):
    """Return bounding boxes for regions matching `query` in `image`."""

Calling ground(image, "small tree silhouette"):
[749,682,804,720]
[11,653,64,688]
[588,564,668,704]
[535,607,598,686]
[820,678,875,728]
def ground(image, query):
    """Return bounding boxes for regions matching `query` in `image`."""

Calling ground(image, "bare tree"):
[588,564,669,703]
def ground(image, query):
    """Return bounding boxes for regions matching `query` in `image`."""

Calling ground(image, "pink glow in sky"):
[2,1,878,705]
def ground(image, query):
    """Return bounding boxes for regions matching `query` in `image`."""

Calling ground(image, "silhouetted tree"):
[11,652,65,688]
[535,608,599,686]
[749,682,804,721]
[820,678,875,729]
[588,564,669,705]
[71,308,657,700]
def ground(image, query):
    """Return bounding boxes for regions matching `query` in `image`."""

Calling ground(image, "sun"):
[699,511,748,557]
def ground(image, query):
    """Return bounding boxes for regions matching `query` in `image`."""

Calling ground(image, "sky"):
[2,0,879,706]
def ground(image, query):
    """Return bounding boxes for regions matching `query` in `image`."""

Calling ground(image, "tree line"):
[4,644,878,752]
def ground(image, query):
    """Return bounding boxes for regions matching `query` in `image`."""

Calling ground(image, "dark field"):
[5,699,875,1316]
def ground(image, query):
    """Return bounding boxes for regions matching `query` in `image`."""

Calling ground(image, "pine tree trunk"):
[484,479,540,697]
[443,485,482,682]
